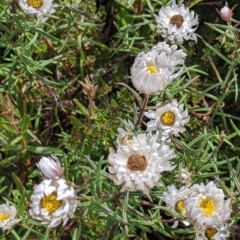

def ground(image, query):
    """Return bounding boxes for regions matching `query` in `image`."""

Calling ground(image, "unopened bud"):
[216,2,233,21]
[220,5,232,21]
[36,155,64,179]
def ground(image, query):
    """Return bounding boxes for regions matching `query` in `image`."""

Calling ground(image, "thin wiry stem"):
[135,94,149,130]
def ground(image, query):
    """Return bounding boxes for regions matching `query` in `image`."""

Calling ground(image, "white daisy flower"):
[162,184,190,227]
[185,182,231,226]
[145,99,190,140]
[108,133,176,195]
[130,42,186,95]
[0,203,21,231]
[36,155,64,180]
[29,178,78,228]
[156,1,199,44]
[162,184,189,215]
[196,223,230,240]
[18,0,57,20]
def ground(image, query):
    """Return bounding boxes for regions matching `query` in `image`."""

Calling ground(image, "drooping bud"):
[36,155,64,179]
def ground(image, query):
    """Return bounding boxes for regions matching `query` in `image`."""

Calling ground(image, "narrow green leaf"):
[27,146,63,154]
[43,228,50,240]
[205,22,240,34]
[10,229,21,240]
[226,157,240,194]
[20,114,31,133]
[0,155,18,167]
[187,133,213,147]
[26,129,42,144]
[25,25,61,43]
[230,119,240,137]
[12,173,24,194]
[21,54,44,70]
[70,116,82,128]
[10,135,23,145]
[22,225,33,240]
[73,99,89,117]
[202,38,232,65]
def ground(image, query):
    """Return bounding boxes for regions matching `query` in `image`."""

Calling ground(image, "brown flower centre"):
[160,111,175,126]
[27,0,43,9]
[170,15,184,28]
[205,228,218,240]
[127,155,147,171]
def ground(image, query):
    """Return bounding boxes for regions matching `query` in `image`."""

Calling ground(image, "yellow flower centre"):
[147,65,158,74]
[160,111,175,126]
[175,200,186,214]
[205,228,218,240]
[27,0,43,9]
[199,198,215,217]
[41,193,63,214]
[127,155,147,172]
[0,213,9,221]
[170,14,184,28]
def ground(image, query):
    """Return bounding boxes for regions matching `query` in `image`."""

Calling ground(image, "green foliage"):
[0,0,240,239]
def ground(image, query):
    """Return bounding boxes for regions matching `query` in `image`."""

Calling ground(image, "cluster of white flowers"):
[107,1,235,237]
[162,182,231,239]
[108,1,195,197]
[28,156,78,228]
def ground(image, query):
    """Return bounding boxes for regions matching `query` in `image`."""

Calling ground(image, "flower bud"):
[217,2,232,21]
[220,6,232,20]
[36,155,64,179]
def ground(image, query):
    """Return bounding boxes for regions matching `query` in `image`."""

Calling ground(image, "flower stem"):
[135,94,149,130]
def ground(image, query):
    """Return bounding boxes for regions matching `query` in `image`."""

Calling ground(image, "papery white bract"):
[145,99,190,140]
[108,133,176,194]
[36,155,64,180]
[0,203,21,231]
[156,2,199,44]
[175,167,192,186]
[29,178,78,228]
[185,182,231,226]
[131,43,186,95]
[18,0,57,20]
[116,120,135,146]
